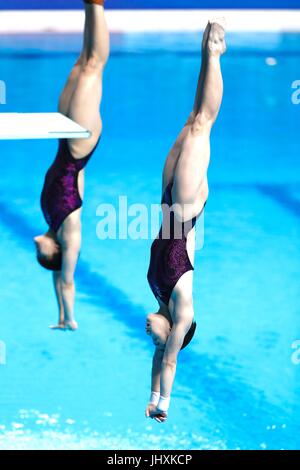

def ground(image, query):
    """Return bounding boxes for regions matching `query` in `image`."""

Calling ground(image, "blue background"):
[0,30,300,450]
[0,0,300,10]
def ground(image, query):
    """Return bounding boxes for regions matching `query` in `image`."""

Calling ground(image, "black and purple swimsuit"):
[41,138,99,233]
[147,180,205,306]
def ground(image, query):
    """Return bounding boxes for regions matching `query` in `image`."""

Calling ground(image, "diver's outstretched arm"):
[50,271,65,329]
[145,349,164,418]
[148,320,192,423]
[57,217,82,330]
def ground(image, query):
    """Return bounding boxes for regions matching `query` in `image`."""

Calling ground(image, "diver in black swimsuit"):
[146,19,227,422]
[34,1,109,330]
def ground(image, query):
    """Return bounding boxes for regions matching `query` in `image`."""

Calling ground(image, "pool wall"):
[0,9,299,33]
[1,0,300,10]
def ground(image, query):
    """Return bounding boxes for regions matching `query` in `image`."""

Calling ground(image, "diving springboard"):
[0,113,91,140]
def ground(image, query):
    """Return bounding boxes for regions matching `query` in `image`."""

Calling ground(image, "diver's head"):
[146,313,197,351]
[34,232,62,271]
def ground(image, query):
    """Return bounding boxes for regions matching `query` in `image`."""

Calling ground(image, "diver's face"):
[146,313,171,351]
[34,235,60,259]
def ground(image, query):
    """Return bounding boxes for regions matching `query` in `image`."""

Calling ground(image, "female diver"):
[34,0,109,330]
[146,19,226,422]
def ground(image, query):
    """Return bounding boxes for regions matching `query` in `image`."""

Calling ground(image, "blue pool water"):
[0,31,300,450]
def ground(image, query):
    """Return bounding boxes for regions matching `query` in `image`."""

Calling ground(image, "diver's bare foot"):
[207,18,227,56]
[64,321,78,331]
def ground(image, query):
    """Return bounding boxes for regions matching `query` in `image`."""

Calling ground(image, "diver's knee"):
[191,112,212,136]
[81,55,105,76]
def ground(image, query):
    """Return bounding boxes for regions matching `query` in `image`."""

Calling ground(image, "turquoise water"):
[0,31,299,450]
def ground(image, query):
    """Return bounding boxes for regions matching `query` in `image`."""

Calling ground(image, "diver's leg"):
[171,20,226,222]
[192,21,211,116]
[66,2,109,158]
[58,5,92,115]
[162,21,214,191]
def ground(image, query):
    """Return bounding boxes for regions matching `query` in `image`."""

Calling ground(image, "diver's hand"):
[149,406,168,423]
[145,403,157,418]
